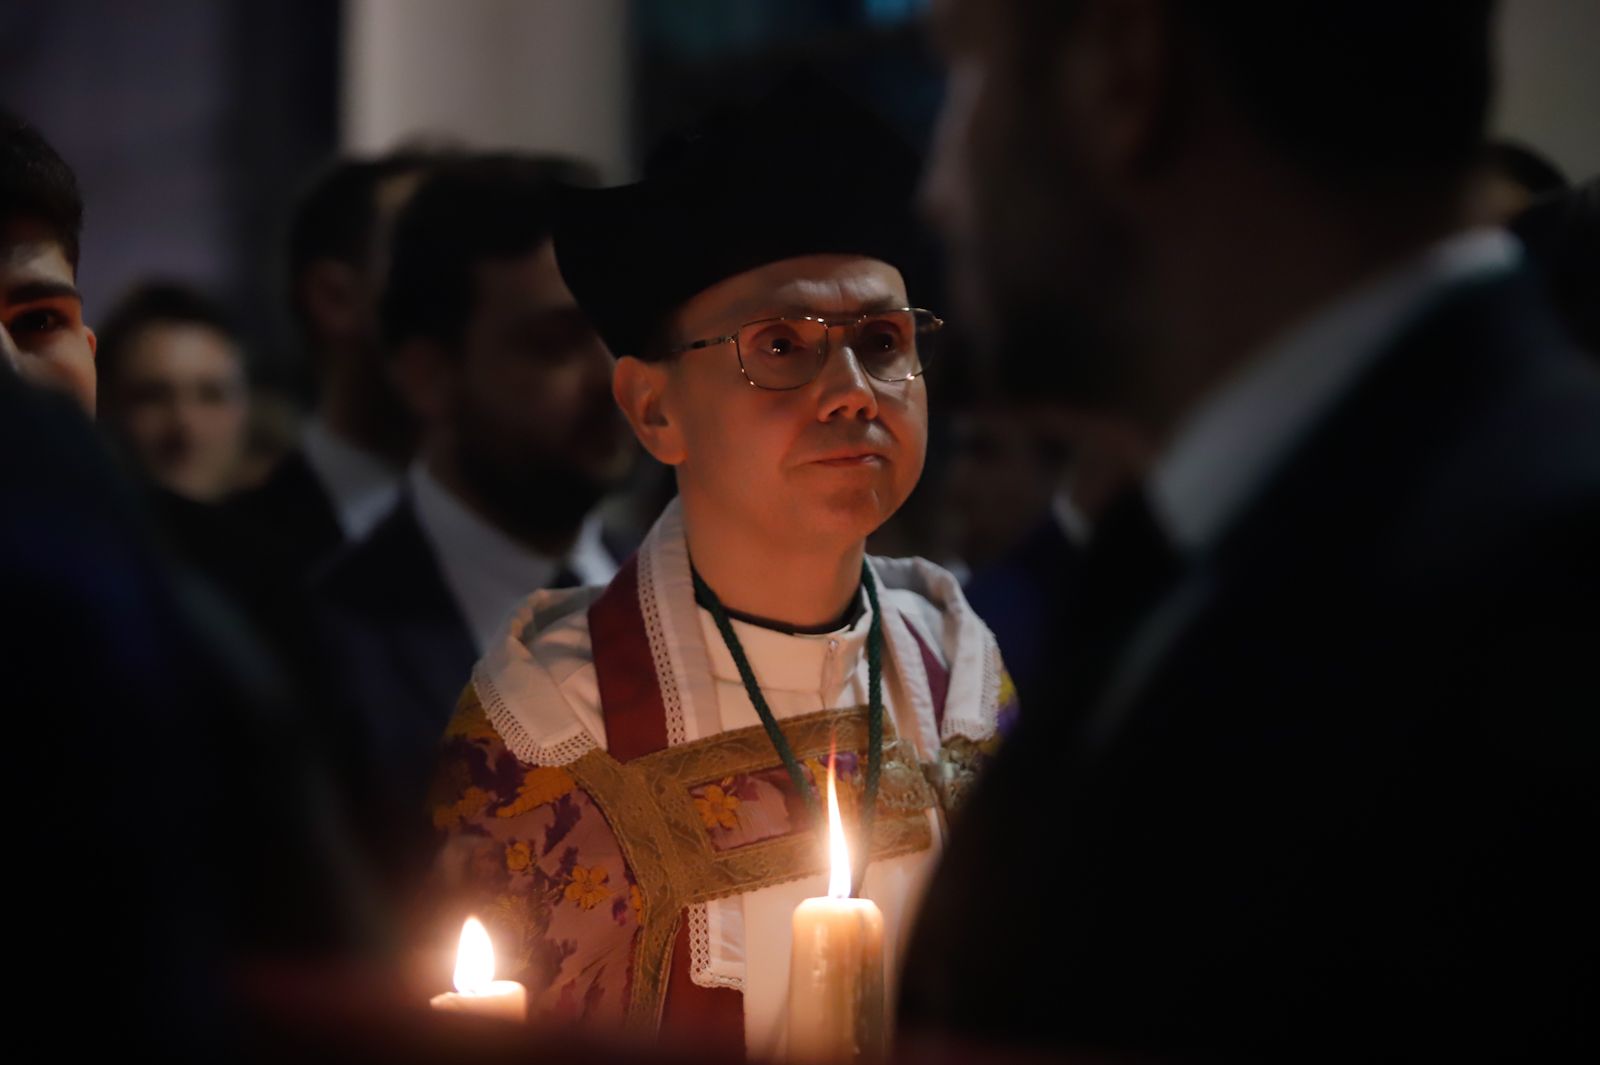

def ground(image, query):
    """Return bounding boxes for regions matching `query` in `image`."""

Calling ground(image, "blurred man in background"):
[233,153,434,574]
[97,281,251,502]
[1,109,96,412]
[903,0,1600,1058]
[314,154,634,893]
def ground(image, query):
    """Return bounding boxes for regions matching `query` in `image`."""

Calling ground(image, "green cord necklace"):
[691,561,885,891]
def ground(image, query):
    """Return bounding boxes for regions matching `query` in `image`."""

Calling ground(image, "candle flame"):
[453,916,497,994]
[826,746,851,899]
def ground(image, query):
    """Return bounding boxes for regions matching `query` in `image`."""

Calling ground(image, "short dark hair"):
[1190,1,1495,180]
[0,110,85,271]
[1017,0,1495,183]
[380,153,598,350]
[287,151,442,281]
[96,281,241,388]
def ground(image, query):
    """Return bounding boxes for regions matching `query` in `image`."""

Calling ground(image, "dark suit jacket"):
[900,270,1600,1060]
[231,449,346,578]
[313,493,477,827]
[3,375,382,1058]
[964,515,1082,708]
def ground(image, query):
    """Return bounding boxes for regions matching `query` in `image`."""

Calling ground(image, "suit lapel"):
[1075,270,1545,759]
[367,500,479,734]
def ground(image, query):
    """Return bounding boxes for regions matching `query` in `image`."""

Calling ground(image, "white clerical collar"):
[1149,227,1519,555]
[301,416,403,541]
[409,461,616,653]
[698,590,873,695]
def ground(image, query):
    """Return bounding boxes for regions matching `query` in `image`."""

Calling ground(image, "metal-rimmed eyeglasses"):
[664,306,942,391]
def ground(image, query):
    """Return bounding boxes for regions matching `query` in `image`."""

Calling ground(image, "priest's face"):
[652,254,928,551]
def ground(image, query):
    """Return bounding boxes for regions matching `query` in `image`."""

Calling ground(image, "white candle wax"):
[429,980,528,1023]
[785,751,888,1063]
[787,895,887,1063]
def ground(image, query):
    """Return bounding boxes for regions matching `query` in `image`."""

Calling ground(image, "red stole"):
[589,556,746,1047]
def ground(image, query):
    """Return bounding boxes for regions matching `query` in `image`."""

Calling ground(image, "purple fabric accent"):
[903,614,950,731]
[997,700,1022,737]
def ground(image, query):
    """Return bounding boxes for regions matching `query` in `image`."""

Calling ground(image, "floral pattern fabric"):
[427,690,1008,1029]
[428,702,638,1025]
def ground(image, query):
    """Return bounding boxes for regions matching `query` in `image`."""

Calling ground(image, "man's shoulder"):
[230,448,343,567]
[1385,275,1600,576]
[235,449,337,523]
[509,586,602,684]
[313,499,447,615]
[468,585,606,765]
[870,554,982,635]
[1232,269,1600,576]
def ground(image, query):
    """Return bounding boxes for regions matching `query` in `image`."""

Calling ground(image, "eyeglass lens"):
[735,309,935,389]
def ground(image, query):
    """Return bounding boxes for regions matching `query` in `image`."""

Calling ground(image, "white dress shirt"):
[301,417,403,542]
[409,462,618,653]
[1149,227,1520,555]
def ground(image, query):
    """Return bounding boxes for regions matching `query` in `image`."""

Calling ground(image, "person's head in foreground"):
[925,0,1496,432]
[1,109,97,413]
[95,282,250,502]
[557,73,940,626]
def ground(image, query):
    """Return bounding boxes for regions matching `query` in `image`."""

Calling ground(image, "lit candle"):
[786,756,887,1063]
[429,916,528,1023]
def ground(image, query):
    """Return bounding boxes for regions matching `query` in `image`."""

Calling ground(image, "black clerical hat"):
[553,73,925,358]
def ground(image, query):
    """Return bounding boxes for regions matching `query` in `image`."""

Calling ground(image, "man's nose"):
[814,328,880,422]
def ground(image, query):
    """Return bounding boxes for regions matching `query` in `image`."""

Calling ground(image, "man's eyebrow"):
[4,280,83,305]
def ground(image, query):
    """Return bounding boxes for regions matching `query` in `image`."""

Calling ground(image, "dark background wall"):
[1,0,339,393]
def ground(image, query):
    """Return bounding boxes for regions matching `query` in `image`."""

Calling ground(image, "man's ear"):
[298,259,365,341]
[388,337,456,424]
[613,356,686,466]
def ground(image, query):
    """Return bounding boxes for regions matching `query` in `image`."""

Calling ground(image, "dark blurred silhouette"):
[231,153,435,576]
[8,106,381,980]
[2,330,384,1060]
[958,403,1152,707]
[905,1,1600,1059]
[1512,175,1600,357]
[97,281,252,502]
[312,154,633,898]
[1469,138,1570,225]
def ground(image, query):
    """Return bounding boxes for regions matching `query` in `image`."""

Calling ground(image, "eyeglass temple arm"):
[665,334,737,356]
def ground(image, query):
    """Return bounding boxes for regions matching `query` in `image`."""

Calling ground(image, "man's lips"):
[808,449,887,467]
